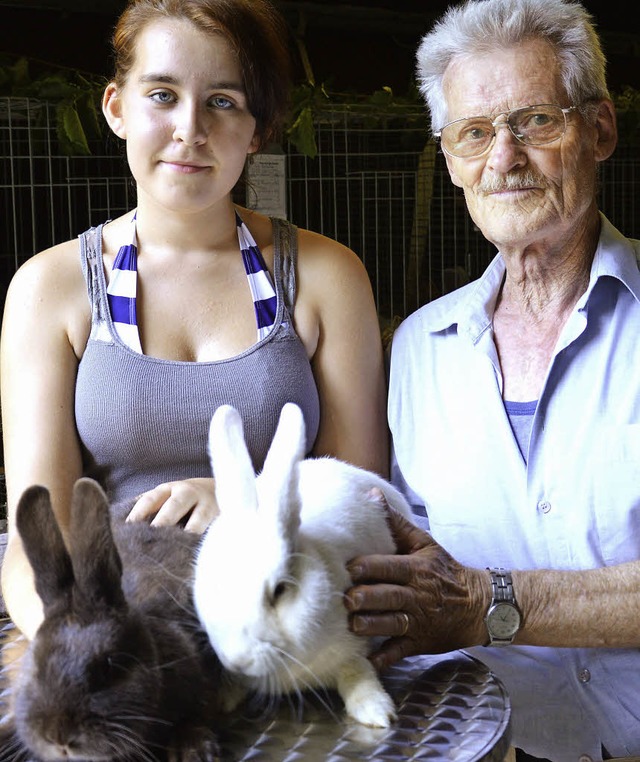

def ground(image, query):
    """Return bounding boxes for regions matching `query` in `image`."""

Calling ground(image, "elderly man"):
[345,1,640,760]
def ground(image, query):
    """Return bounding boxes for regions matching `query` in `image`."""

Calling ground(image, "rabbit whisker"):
[0,731,30,762]
[271,646,340,723]
[107,720,160,760]
[107,726,157,762]
[112,713,172,728]
[150,654,201,673]
[281,684,305,723]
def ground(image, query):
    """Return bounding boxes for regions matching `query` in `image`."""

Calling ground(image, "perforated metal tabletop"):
[1,620,510,762]
[216,651,511,761]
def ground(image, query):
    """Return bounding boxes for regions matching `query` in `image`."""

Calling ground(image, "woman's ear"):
[102,82,126,140]
[247,131,260,155]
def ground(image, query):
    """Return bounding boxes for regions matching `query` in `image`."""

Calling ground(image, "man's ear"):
[444,151,464,188]
[593,98,617,162]
[102,82,126,140]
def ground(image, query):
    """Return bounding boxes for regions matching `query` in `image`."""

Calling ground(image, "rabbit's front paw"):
[344,685,397,728]
[337,657,397,728]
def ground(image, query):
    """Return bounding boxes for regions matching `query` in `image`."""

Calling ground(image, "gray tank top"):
[75,218,320,504]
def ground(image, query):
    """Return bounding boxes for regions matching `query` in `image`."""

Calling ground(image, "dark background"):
[1,0,638,96]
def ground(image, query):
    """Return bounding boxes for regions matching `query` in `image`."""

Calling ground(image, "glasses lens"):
[440,117,494,158]
[509,105,567,146]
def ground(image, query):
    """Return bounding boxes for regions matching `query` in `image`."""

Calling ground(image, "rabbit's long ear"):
[208,405,258,515]
[258,403,306,538]
[68,478,126,613]
[16,485,74,615]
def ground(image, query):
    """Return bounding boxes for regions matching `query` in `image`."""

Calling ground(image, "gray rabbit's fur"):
[2,478,221,762]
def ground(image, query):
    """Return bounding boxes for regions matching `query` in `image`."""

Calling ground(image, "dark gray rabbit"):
[1,477,222,762]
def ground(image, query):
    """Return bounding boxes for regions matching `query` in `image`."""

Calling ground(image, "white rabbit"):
[193,402,415,728]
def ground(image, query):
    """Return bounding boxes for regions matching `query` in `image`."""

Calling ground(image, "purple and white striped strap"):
[236,213,277,341]
[106,214,142,353]
[106,211,277,353]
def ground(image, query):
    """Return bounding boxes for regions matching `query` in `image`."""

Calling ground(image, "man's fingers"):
[347,554,415,586]
[368,637,417,672]
[345,581,411,613]
[349,610,413,639]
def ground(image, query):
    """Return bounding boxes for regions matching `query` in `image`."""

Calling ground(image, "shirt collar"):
[582,213,640,307]
[421,213,640,340]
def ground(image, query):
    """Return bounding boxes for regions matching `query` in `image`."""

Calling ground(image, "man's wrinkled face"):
[440,38,605,252]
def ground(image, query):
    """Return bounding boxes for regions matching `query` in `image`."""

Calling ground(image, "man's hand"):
[344,506,490,670]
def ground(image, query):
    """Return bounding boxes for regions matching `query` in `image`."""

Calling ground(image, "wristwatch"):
[484,568,521,646]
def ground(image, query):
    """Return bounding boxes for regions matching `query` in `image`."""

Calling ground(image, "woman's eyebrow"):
[138,73,244,91]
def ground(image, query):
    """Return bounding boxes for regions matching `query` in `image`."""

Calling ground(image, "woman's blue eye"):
[151,91,174,104]
[211,96,233,109]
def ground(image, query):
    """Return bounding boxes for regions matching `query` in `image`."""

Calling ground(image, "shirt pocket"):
[592,424,640,565]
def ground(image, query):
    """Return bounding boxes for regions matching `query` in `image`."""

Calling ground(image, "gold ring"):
[399,612,409,637]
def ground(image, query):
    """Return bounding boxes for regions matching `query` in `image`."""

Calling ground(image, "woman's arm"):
[1,243,87,638]
[294,229,389,476]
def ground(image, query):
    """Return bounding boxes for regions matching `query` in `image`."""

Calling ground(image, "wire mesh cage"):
[1,96,639,328]
[0,97,133,293]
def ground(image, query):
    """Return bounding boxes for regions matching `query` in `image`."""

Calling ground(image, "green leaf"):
[56,100,90,156]
[76,90,103,141]
[287,106,317,159]
[12,57,29,88]
[26,75,77,100]
[369,86,394,106]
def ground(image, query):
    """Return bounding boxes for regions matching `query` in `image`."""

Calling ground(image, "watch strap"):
[488,567,516,604]
[485,567,521,646]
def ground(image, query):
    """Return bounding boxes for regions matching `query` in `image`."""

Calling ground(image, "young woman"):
[0,0,387,639]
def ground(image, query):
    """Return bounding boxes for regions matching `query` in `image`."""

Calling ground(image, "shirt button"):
[578,668,591,683]
[537,500,552,514]
[579,756,593,762]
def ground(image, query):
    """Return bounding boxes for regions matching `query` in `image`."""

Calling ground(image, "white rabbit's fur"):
[193,402,414,728]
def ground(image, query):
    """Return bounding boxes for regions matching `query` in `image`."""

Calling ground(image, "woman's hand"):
[126,478,218,533]
[344,506,490,670]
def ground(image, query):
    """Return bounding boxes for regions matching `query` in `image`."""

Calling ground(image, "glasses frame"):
[434,104,579,159]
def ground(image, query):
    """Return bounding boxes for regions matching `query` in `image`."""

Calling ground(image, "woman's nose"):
[172,103,207,145]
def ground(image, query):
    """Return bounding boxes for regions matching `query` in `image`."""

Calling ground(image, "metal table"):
[0,621,510,761]
[216,651,511,761]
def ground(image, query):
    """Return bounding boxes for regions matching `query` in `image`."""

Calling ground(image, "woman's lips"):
[162,161,210,174]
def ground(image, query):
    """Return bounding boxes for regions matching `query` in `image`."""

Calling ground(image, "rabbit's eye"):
[87,655,114,690]
[271,581,288,604]
[88,653,136,690]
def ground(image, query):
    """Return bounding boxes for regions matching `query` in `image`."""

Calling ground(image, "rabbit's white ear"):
[208,405,257,514]
[258,403,306,535]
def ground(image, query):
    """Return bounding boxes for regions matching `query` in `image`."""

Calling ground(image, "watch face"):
[488,603,521,638]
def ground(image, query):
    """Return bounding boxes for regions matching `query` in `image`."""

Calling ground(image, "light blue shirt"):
[388,215,640,762]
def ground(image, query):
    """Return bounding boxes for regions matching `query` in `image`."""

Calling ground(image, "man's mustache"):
[477,171,544,193]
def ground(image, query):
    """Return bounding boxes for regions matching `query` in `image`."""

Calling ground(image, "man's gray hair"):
[416,0,609,133]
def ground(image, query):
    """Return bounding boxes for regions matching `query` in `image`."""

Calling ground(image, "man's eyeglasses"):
[435,104,578,159]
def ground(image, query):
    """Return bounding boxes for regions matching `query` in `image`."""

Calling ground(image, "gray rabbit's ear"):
[208,405,258,515]
[68,478,126,614]
[16,485,74,615]
[258,403,306,538]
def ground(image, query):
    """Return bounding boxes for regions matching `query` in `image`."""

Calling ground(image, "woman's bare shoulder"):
[8,237,82,294]
[296,226,370,284]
